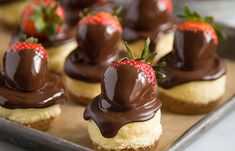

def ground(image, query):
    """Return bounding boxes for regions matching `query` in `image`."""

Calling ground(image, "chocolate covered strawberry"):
[79,12,122,33]
[178,6,225,45]
[76,12,122,63]
[21,0,64,40]
[112,38,166,88]
[4,37,48,91]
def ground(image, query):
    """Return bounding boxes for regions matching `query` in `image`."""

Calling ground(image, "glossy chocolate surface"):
[65,24,124,83]
[0,49,65,109]
[4,50,48,92]
[84,65,161,138]
[122,0,175,43]
[158,30,226,89]
[0,72,65,109]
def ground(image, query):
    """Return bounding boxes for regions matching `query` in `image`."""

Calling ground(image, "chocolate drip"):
[0,50,65,109]
[122,0,176,43]
[84,65,161,138]
[11,25,75,48]
[3,50,48,91]
[158,30,226,89]
[65,24,125,83]
[0,72,65,109]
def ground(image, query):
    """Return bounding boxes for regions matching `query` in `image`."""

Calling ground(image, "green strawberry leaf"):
[178,6,226,40]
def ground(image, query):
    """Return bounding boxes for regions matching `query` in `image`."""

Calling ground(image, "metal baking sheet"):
[167,95,235,151]
[0,96,234,151]
[0,118,92,151]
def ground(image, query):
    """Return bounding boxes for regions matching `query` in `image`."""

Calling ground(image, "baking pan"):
[167,95,235,151]
[0,95,235,151]
[0,118,92,151]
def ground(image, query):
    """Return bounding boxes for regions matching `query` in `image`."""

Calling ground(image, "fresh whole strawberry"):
[21,0,64,40]
[4,37,48,92]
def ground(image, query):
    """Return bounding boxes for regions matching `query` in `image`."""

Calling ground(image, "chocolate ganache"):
[0,48,65,109]
[84,65,161,138]
[64,17,124,83]
[158,30,226,89]
[122,0,176,44]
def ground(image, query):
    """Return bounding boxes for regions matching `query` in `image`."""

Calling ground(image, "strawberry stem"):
[121,38,166,80]
[30,0,63,40]
[19,35,39,43]
[141,37,150,60]
[178,6,226,40]
[124,41,135,59]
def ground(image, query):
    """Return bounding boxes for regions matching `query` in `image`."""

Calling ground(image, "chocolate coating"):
[122,0,175,43]
[84,65,161,138]
[65,24,124,82]
[158,30,226,89]
[3,50,48,92]
[0,72,65,109]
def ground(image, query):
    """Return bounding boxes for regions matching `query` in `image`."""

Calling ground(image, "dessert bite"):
[0,38,66,131]
[122,0,176,60]
[0,0,30,28]
[64,12,124,105]
[61,0,117,27]
[12,0,77,74]
[84,38,164,151]
[157,7,227,114]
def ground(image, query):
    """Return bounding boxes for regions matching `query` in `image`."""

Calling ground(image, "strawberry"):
[21,0,64,40]
[78,12,122,33]
[178,6,225,45]
[158,0,173,13]
[179,21,218,44]
[112,38,166,88]
[9,37,48,58]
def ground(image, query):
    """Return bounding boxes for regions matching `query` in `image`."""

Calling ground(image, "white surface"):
[174,0,235,27]
[185,109,235,151]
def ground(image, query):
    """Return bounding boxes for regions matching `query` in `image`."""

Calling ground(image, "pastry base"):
[64,75,101,106]
[159,91,222,114]
[69,91,93,106]
[122,32,174,62]
[47,40,77,74]
[92,141,159,151]
[23,117,54,131]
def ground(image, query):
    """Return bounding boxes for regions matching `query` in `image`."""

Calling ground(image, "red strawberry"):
[112,38,166,88]
[9,39,48,59]
[79,12,122,33]
[112,60,156,87]
[4,37,48,91]
[179,21,218,45]
[178,6,225,45]
[21,0,64,40]
[158,0,173,13]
